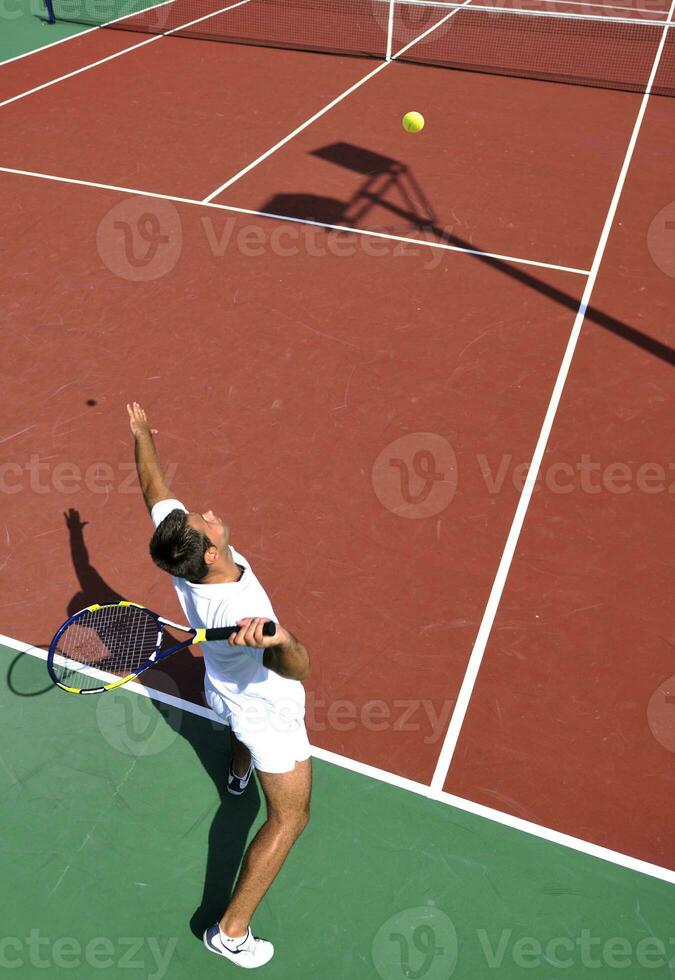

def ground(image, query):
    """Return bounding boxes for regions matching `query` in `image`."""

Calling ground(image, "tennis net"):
[46,0,675,95]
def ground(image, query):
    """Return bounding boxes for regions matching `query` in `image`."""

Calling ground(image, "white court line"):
[0,0,666,73]
[2,631,674,886]
[393,0,476,59]
[0,0,254,110]
[392,0,669,21]
[0,0,176,69]
[0,164,590,275]
[0,24,111,69]
[202,59,390,202]
[202,0,476,200]
[470,0,670,11]
[1,0,667,889]
[429,0,675,793]
[395,0,669,9]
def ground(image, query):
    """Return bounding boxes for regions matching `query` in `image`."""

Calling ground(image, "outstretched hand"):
[126,402,158,440]
[229,618,286,648]
[64,508,88,531]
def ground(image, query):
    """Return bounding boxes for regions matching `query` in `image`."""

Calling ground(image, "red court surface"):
[0,40,645,269]
[1,11,674,879]
[0,43,374,197]
[212,62,641,269]
[444,92,675,864]
[0,31,145,103]
[0,169,584,771]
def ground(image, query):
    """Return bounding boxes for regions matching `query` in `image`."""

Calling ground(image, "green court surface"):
[2,644,674,979]
[0,0,86,62]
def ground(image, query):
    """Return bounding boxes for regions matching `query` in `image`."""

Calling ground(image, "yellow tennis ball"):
[402,111,425,133]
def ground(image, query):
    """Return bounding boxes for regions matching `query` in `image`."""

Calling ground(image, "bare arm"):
[127,402,172,514]
[229,618,311,681]
[263,632,310,681]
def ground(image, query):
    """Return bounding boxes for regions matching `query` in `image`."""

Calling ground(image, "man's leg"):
[229,728,252,778]
[220,758,311,938]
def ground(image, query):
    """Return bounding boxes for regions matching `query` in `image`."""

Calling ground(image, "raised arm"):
[127,402,172,513]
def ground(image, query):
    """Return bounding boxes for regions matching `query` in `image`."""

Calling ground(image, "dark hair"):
[149,509,213,582]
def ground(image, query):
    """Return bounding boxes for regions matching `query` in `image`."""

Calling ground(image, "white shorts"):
[205,687,311,774]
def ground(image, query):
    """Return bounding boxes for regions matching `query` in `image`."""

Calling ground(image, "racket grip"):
[205,621,277,641]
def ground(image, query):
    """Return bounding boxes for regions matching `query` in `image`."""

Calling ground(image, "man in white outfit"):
[127,402,311,969]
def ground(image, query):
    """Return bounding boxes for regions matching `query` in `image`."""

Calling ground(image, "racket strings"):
[52,605,161,691]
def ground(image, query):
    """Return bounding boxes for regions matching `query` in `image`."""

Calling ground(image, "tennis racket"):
[47,601,276,695]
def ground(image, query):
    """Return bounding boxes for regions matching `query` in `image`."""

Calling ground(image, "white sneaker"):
[203,924,274,968]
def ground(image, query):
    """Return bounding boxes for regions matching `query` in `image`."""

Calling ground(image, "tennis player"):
[127,402,311,969]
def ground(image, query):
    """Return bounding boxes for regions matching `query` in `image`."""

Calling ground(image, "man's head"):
[150,509,231,582]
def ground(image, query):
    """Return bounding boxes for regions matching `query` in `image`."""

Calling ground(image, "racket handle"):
[205,621,277,641]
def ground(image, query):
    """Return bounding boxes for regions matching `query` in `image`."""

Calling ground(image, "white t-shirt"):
[151,499,305,728]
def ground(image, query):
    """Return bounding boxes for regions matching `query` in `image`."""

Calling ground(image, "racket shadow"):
[64,508,124,615]
[7,649,55,696]
[63,508,262,940]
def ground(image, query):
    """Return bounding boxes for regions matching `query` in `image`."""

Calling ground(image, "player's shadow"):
[62,507,260,938]
[64,508,125,615]
[260,141,675,367]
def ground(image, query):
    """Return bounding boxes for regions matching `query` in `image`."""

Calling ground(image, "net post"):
[385,0,396,60]
[44,0,56,22]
